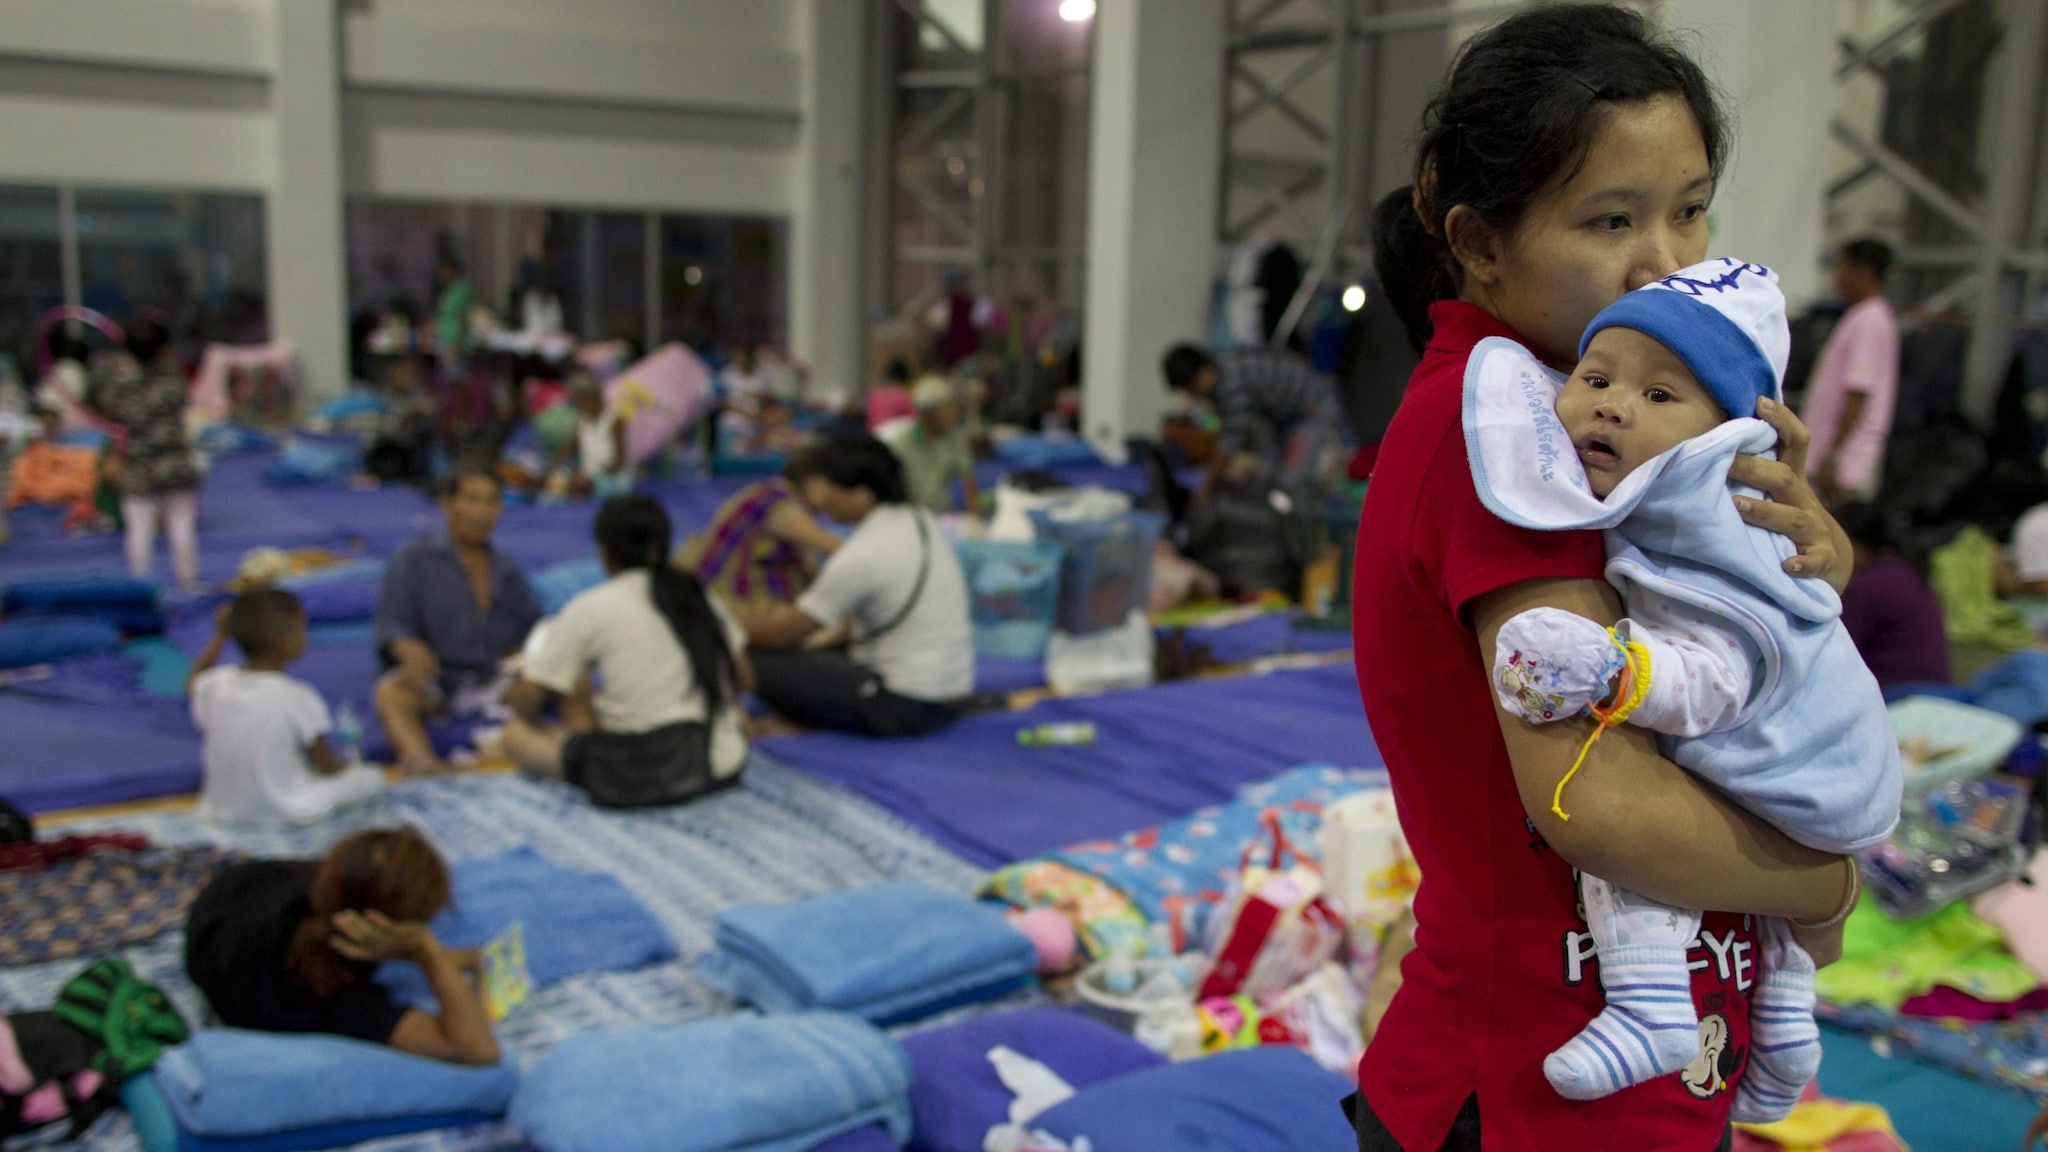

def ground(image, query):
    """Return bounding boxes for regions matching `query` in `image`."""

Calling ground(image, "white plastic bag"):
[1044,610,1154,694]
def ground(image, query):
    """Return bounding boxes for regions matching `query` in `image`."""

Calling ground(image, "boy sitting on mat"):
[188,589,386,825]
[1463,258,1900,1119]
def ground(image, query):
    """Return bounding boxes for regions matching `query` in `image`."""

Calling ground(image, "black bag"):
[1,1012,119,1142]
[0,797,30,845]
[562,721,736,809]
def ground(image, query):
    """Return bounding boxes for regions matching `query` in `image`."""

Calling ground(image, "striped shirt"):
[1211,349,1336,454]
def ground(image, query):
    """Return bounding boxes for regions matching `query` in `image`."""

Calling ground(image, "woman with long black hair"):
[503,495,752,806]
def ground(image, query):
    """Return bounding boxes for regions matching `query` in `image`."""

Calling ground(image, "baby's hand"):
[1492,608,1626,724]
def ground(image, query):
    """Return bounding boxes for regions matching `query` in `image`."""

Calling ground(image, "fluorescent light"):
[1058,0,1095,23]
[1341,284,1366,312]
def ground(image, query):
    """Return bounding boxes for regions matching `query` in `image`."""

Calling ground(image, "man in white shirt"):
[742,435,974,736]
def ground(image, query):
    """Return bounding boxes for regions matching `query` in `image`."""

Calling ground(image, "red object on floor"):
[0,833,151,872]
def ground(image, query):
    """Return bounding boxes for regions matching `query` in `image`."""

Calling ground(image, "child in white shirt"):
[188,588,385,825]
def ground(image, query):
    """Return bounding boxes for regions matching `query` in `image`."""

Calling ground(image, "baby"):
[1462,258,1902,1120]
[188,588,387,825]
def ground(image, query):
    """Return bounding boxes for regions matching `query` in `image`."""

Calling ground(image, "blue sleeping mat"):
[762,661,1377,867]
[0,652,203,812]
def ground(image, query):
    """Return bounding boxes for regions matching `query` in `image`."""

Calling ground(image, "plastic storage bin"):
[957,538,1065,660]
[1888,695,2025,793]
[1031,509,1169,636]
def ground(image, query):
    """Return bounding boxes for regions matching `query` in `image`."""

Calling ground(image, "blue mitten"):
[1492,607,1627,724]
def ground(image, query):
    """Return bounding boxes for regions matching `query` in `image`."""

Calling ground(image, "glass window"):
[74,189,266,357]
[660,214,787,355]
[0,186,63,381]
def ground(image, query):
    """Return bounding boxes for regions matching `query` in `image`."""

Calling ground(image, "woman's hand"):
[1729,397,1854,594]
[329,909,437,964]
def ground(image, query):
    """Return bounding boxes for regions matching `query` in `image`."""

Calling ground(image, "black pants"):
[751,649,959,738]
[1348,1092,1732,1151]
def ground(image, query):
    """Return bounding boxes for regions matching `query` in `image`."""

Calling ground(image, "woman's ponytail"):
[1373,184,1454,356]
[594,496,735,714]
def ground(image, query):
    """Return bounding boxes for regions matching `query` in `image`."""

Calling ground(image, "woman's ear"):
[1445,205,1503,288]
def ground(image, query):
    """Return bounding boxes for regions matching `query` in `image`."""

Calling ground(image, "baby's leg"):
[1545,873,1704,1100]
[1731,916,1821,1123]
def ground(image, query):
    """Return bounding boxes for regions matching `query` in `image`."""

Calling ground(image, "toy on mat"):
[481,921,532,1021]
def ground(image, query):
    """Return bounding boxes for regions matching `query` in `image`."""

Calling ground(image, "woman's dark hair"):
[813,434,908,505]
[288,827,451,999]
[595,495,735,713]
[1160,344,1213,392]
[1374,3,1729,354]
[1840,237,1894,282]
[124,317,173,366]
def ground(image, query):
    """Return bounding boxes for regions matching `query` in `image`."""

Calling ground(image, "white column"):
[789,0,866,403]
[1082,0,1226,460]
[1665,0,1836,309]
[268,0,349,402]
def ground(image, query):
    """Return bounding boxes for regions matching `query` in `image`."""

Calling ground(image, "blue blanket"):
[379,847,677,1007]
[152,1029,517,1138]
[1035,1046,1355,1152]
[900,1008,1162,1152]
[509,1013,912,1152]
[763,662,1379,867]
[699,881,1037,1025]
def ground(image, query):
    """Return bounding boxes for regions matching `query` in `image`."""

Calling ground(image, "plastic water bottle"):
[1018,721,1096,748]
[335,704,364,766]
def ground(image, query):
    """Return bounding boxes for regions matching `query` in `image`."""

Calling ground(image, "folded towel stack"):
[698,880,1038,1025]
[510,1012,912,1152]
[147,1029,515,1151]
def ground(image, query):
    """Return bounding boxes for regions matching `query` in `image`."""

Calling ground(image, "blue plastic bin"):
[1029,509,1168,636]
[957,538,1064,659]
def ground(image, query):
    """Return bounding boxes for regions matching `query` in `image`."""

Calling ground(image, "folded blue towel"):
[152,1029,516,1138]
[379,847,677,1007]
[126,1069,496,1152]
[510,1013,912,1152]
[698,881,1037,1025]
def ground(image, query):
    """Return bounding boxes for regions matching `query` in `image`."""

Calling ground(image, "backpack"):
[50,957,189,1079]
[0,1011,118,1142]
[0,797,30,845]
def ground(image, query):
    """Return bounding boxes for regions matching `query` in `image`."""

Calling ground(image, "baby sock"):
[1545,876,1704,1101]
[1731,917,1821,1124]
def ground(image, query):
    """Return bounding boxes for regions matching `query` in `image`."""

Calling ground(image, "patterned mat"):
[0,756,987,1151]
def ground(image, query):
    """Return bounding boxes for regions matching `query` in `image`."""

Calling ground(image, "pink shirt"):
[1800,296,1899,493]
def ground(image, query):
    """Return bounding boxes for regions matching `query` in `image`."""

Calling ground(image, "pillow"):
[290,578,382,626]
[2,574,157,612]
[900,1007,1162,1152]
[0,618,123,670]
[1034,1047,1354,1152]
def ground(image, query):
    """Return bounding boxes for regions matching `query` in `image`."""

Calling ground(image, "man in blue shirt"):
[373,467,541,773]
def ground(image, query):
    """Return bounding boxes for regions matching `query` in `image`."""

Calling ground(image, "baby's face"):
[1553,326,1729,497]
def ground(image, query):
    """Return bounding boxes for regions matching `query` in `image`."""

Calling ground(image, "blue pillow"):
[2,574,158,613]
[291,578,381,625]
[807,1126,901,1152]
[1034,1047,1355,1152]
[0,618,123,670]
[899,1008,1162,1152]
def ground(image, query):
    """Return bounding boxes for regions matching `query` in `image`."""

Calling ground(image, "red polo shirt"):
[1351,300,1755,1151]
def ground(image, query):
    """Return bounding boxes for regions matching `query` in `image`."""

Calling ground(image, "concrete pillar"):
[1665,0,1836,309]
[1082,0,1226,459]
[268,0,349,402]
[789,0,867,403]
